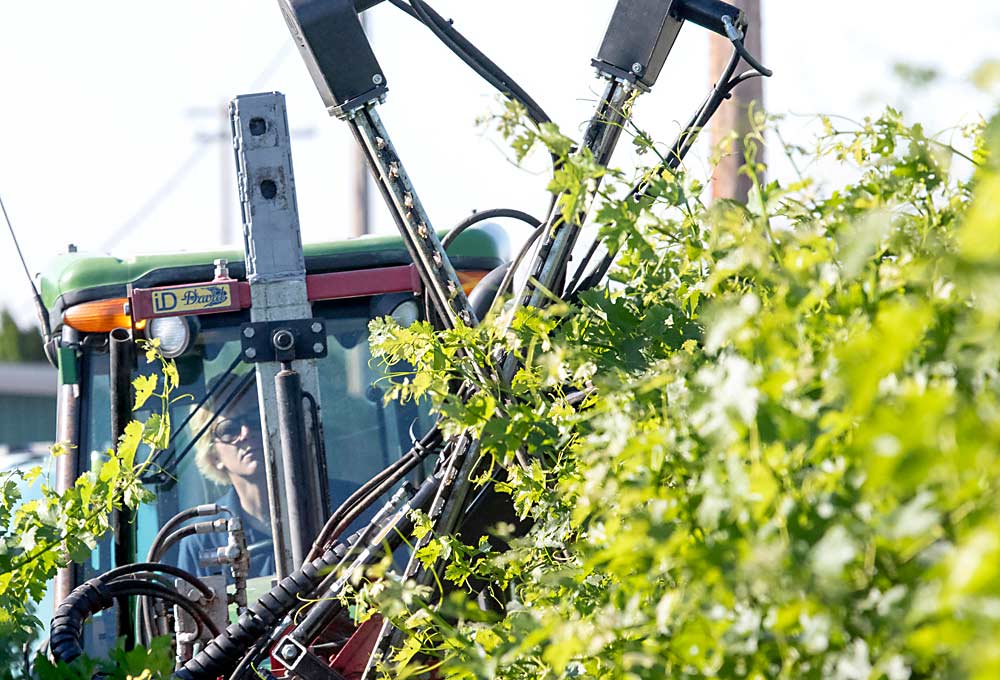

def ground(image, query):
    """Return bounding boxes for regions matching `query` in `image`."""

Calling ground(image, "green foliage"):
[0,341,176,678]
[0,309,45,363]
[367,107,1000,679]
[33,637,173,680]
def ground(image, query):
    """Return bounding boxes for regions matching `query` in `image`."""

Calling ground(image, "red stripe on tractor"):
[131,265,421,321]
[305,264,421,301]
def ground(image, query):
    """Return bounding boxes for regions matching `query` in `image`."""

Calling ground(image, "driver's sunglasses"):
[211,412,257,445]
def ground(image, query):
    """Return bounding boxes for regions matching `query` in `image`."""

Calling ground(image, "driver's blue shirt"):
[177,487,275,579]
[176,480,369,580]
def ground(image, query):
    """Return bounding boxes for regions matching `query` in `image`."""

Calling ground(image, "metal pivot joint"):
[593,0,684,89]
[240,319,328,363]
[278,0,388,119]
[592,0,746,89]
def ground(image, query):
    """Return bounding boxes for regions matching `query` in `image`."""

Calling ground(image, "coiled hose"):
[174,541,349,679]
[50,575,219,664]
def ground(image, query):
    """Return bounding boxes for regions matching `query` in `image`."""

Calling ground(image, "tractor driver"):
[179,373,275,579]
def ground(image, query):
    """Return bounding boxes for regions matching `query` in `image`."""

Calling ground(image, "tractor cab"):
[40,227,507,656]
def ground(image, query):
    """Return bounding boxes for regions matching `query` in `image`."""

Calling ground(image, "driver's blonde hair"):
[189,372,256,486]
[190,407,229,485]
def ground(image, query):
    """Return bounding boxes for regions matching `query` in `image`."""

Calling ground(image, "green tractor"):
[41,227,508,660]
[38,0,769,676]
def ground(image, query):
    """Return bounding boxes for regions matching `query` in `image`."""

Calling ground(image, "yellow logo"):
[151,284,233,314]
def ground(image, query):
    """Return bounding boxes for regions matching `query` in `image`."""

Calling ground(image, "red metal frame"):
[131,265,422,322]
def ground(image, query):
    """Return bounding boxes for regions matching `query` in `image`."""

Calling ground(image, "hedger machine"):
[42,0,770,677]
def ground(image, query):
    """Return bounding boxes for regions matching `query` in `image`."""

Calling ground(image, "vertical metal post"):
[274,364,320,567]
[230,92,326,577]
[109,327,135,647]
[53,338,81,609]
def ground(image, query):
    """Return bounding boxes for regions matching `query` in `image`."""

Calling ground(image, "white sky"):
[1,0,997,327]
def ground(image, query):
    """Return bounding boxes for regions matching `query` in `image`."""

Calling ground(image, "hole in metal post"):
[249,117,267,136]
[260,180,278,199]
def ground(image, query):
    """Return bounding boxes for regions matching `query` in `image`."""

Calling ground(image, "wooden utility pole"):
[710,0,764,203]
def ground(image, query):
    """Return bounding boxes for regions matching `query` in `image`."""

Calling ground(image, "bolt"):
[418,223,429,238]
[389,162,400,178]
[631,62,644,75]
[372,73,384,85]
[243,327,255,338]
[313,342,324,354]
[272,330,295,351]
[404,193,414,209]
[375,136,387,150]
[245,347,257,359]
[311,322,323,333]
[432,252,443,268]
[281,644,298,661]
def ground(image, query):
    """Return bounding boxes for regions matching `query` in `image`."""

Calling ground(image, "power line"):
[100,43,293,251]
[98,146,210,251]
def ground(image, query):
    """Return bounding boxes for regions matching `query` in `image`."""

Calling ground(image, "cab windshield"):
[79,292,430,606]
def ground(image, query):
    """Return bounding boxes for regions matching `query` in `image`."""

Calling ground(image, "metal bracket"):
[277,0,388,119]
[240,319,327,364]
[277,637,348,680]
[592,0,684,90]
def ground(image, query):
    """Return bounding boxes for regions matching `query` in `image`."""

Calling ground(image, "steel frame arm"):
[269,1,765,678]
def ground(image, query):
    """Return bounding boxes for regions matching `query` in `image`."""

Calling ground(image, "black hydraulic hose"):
[50,579,115,663]
[50,578,219,664]
[175,538,357,679]
[305,425,443,562]
[102,562,214,600]
[441,208,542,251]
[668,48,743,173]
[320,447,428,551]
[224,637,270,680]
[146,504,230,563]
[488,221,548,314]
[722,14,772,77]
[290,478,440,647]
[391,0,550,126]
[107,580,221,638]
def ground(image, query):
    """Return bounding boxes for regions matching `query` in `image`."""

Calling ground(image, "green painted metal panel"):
[57,346,78,386]
[40,227,508,309]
